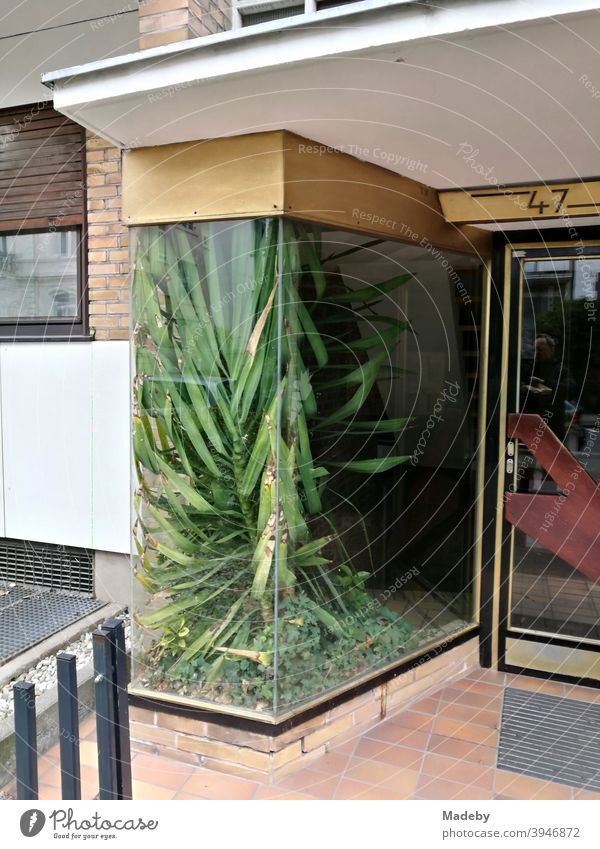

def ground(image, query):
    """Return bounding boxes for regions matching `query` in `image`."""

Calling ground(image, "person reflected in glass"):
[518,333,577,493]
[521,333,572,442]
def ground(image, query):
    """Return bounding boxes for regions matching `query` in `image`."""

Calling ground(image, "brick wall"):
[86,133,129,341]
[139,0,231,49]
[130,637,480,781]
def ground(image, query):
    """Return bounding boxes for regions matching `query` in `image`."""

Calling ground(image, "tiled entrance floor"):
[4,669,600,800]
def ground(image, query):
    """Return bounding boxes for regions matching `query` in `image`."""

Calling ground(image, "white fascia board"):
[47,0,600,114]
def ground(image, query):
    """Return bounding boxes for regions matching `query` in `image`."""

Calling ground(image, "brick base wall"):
[130,637,480,781]
[86,133,129,341]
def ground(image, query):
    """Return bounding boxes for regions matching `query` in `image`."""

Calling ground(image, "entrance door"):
[499,245,600,684]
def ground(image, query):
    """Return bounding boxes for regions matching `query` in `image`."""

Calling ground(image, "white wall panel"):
[0,343,93,548]
[92,342,130,554]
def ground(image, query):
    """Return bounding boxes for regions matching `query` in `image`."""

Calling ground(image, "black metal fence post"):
[56,652,81,800]
[93,628,118,800]
[101,618,132,800]
[13,681,38,800]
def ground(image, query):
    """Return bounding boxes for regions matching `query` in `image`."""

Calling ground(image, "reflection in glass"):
[131,219,482,715]
[0,230,79,320]
[512,257,600,640]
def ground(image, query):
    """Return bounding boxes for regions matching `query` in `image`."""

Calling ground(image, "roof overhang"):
[42,0,600,231]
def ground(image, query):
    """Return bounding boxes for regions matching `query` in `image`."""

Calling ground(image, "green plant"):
[132,218,414,708]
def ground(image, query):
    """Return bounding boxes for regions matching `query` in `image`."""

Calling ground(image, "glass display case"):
[130,216,483,717]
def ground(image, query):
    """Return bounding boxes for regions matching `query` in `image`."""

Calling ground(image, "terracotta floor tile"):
[509,677,566,698]
[352,785,411,800]
[311,751,352,776]
[334,778,408,800]
[132,753,195,790]
[38,784,62,801]
[416,784,492,800]
[415,775,491,800]
[343,759,419,795]
[38,745,60,773]
[37,765,60,787]
[172,792,209,800]
[78,740,99,768]
[353,737,422,770]
[433,716,498,747]
[436,702,500,729]
[132,779,176,800]
[572,788,600,799]
[79,764,100,801]
[562,685,600,704]
[329,740,358,756]
[8,763,98,802]
[79,716,97,739]
[408,696,440,714]
[277,767,338,798]
[495,770,571,800]
[254,786,313,800]
[422,753,495,789]
[386,710,435,732]
[366,722,430,749]
[438,687,502,711]
[455,680,504,698]
[181,770,258,800]
[465,669,507,686]
[428,734,498,767]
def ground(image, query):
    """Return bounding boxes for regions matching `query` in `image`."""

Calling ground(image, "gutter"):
[41,0,600,91]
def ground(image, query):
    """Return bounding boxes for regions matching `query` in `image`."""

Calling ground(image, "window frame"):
[0,224,89,340]
[0,105,90,342]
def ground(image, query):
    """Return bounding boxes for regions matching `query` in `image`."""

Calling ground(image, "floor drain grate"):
[498,686,600,792]
[0,582,104,664]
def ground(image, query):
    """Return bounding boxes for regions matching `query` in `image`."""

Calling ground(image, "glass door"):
[500,246,600,683]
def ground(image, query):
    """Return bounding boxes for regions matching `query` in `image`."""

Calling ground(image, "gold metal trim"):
[471,259,491,623]
[507,241,600,249]
[122,131,491,258]
[490,246,513,668]
[440,181,600,224]
[508,625,600,648]
[506,636,600,680]
[505,260,524,630]
[129,628,479,724]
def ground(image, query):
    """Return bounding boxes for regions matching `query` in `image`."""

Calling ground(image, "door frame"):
[480,227,600,686]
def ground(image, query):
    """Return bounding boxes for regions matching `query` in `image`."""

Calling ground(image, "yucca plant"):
[132,218,417,709]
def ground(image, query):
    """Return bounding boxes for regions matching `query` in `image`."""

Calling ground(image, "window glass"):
[0,230,79,321]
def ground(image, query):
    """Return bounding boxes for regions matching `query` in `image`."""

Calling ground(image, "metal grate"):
[498,686,600,792]
[0,583,104,663]
[0,537,94,594]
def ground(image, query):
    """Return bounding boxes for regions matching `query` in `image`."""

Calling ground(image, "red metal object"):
[505,413,600,583]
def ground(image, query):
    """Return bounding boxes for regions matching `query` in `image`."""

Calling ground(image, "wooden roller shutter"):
[0,103,85,233]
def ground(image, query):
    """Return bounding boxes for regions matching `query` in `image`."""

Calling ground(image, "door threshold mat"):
[0,582,104,664]
[498,686,600,792]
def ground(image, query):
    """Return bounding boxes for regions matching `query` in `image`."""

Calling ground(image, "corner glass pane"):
[0,230,79,320]
[131,217,483,718]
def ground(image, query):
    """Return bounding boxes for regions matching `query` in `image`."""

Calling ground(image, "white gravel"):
[0,615,131,721]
